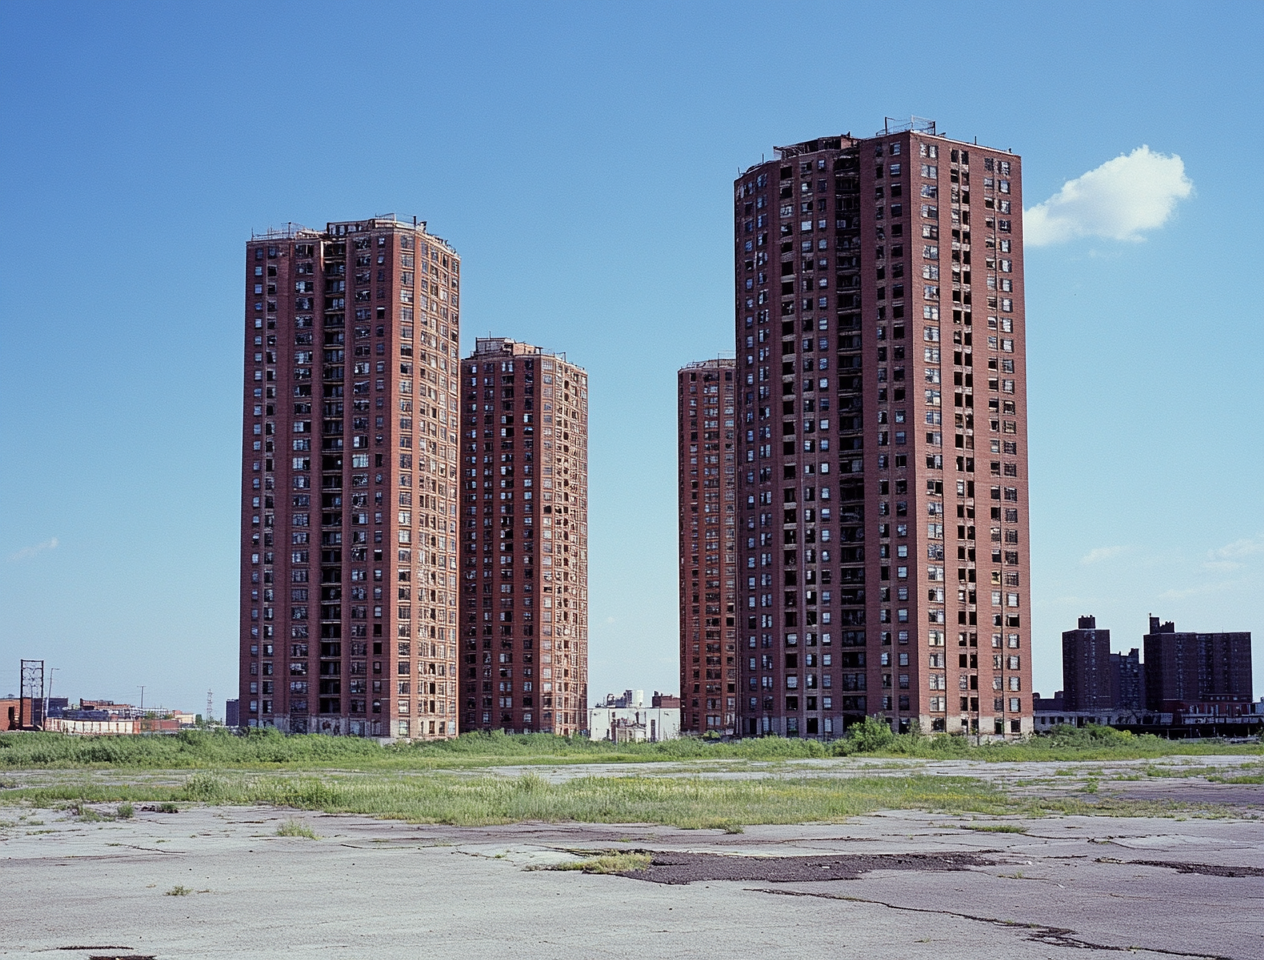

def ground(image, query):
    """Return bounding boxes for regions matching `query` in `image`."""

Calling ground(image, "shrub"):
[837,717,896,754]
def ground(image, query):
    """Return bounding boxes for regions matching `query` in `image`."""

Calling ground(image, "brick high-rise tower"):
[733,120,1032,739]
[677,359,738,735]
[1143,616,1253,713]
[1061,615,1113,711]
[459,338,589,735]
[239,217,461,741]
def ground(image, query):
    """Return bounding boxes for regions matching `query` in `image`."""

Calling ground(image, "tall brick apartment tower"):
[239,217,461,741]
[733,120,1032,739]
[677,359,738,735]
[458,338,589,735]
[1061,615,1113,711]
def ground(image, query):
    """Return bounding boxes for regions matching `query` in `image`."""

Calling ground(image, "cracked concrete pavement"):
[3,800,1262,960]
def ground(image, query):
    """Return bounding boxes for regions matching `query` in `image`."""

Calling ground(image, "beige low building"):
[588,690,681,743]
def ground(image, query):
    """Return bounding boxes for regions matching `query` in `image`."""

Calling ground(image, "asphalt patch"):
[623,851,996,885]
[1097,858,1264,878]
[1102,781,1264,808]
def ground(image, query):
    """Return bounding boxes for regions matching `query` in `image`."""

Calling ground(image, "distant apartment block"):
[733,120,1031,738]
[458,338,589,735]
[677,359,737,735]
[239,217,462,740]
[1061,616,1112,711]
[1110,648,1144,712]
[1143,616,1253,714]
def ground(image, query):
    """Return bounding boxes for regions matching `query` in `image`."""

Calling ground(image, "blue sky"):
[2,1,1261,715]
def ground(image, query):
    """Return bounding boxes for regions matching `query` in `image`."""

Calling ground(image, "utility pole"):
[45,667,57,723]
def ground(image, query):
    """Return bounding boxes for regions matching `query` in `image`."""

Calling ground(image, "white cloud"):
[8,537,58,561]
[1210,535,1264,561]
[1080,545,1127,565]
[1202,560,1243,574]
[1035,595,1088,608]
[1024,146,1193,246]
[1157,578,1246,601]
[1202,534,1264,572]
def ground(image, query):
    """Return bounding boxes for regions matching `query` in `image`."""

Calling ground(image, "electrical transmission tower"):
[19,660,45,730]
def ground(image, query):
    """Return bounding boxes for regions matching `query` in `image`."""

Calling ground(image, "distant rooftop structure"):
[755,117,1009,174]
[774,136,856,160]
[877,116,938,136]
[472,337,576,366]
[250,215,456,252]
[250,222,318,240]
[681,356,736,370]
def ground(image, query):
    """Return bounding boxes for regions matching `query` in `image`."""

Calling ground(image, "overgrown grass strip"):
[0,770,1231,827]
[1,724,1258,773]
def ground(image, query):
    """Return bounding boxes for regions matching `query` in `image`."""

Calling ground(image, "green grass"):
[63,801,136,822]
[0,724,1255,830]
[1,724,1257,773]
[1204,761,1264,784]
[165,885,192,896]
[961,823,1028,834]
[276,818,319,839]
[552,851,653,874]
[0,770,1235,828]
[1142,764,1215,778]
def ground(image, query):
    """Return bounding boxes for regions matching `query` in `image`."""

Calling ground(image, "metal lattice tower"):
[19,660,45,730]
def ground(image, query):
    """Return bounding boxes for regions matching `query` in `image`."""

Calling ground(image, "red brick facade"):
[459,339,589,734]
[677,359,737,735]
[240,218,461,740]
[732,122,1033,738]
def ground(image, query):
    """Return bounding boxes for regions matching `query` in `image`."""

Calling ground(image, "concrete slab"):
[3,802,1262,959]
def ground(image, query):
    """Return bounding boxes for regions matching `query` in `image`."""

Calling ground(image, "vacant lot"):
[3,735,1260,957]
[3,774,1261,960]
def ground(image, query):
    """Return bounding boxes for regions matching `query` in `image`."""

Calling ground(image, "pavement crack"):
[745,887,1235,959]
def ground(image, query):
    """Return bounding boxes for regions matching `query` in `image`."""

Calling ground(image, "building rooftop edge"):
[742,119,1018,176]
[249,216,457,252]
[680,356,736,371]
[469,336,584,369]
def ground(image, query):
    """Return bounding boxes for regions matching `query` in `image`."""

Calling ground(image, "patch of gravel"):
[1095,857,1264,878]
[621,850,996,884]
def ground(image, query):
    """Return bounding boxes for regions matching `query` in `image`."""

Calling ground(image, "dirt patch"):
[1097,858,1264,878]
[1101,781,1264,808]
[620,850,996,885]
